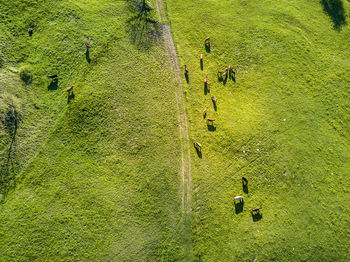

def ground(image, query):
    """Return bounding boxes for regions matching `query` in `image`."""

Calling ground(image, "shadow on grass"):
[205,43,211,53]
[223,73,228,85]
[127,0,161,50]
[235,201,244,214]
[68,91,75,104]
[321,0,347,30]
[243,184,248,194]
[195,147,202,158]
[0,102,21,202]
[207,124,216,132]
[200,60,203,71]
[252,212,263,222]
[204,84,209,95]
[85,49,91,63]
[48,79,58,90]
[185,73,189,83]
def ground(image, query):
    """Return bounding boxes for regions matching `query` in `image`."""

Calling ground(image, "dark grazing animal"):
[185,65,189,74]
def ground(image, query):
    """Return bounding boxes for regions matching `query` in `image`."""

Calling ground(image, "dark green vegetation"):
[166,0,350,261]
[321,0,347,30]
[1,0,185,260]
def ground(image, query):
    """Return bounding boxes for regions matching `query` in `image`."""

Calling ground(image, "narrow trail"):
[155,0,193,259]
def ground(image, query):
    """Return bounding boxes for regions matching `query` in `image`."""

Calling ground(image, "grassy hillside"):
[0,0,185,260]
[165,0,350,261]
[2,0,350,261]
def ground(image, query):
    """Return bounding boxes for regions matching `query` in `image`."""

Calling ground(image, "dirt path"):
[155,0,193,259]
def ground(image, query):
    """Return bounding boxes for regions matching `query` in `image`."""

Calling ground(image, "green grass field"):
[0,0,185,260]
[1,0,350,261]
[166,0,350,261]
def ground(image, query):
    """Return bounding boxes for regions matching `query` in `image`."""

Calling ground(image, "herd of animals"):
[43,37,92,95]
[38,27,262,219]
[189,37,262,219]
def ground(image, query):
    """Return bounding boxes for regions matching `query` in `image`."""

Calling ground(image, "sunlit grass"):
[166,0,350,261]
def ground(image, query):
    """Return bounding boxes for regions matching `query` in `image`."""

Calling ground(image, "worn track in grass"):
[155,0,193,259]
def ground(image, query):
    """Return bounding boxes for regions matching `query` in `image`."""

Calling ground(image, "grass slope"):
[165,0,350,261]
[1,0,185,260]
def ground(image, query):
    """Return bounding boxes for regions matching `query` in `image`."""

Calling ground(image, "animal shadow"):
[195,147,202,158]
[207,124,216,132]
[86,49,91,63]
[204,84,210,95]
[67,91,75,104]
[48,79,58,90]
[205,43,211,53]
[223,73,228,85]
[235,201,244,214]
[212,102,217,111]
[243,184,248,194]
[252,212,263,222]
[185,73,189,83]
[200,60,203,71]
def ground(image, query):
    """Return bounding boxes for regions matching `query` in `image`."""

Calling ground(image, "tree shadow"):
[195,147,202,158]
[48,79,58,90]
[67,91,75,104]
[321,0,347,30]
[85,49,91,63]
[235,201,244,214]
[127,0,161,50]
[0,102,20,202]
